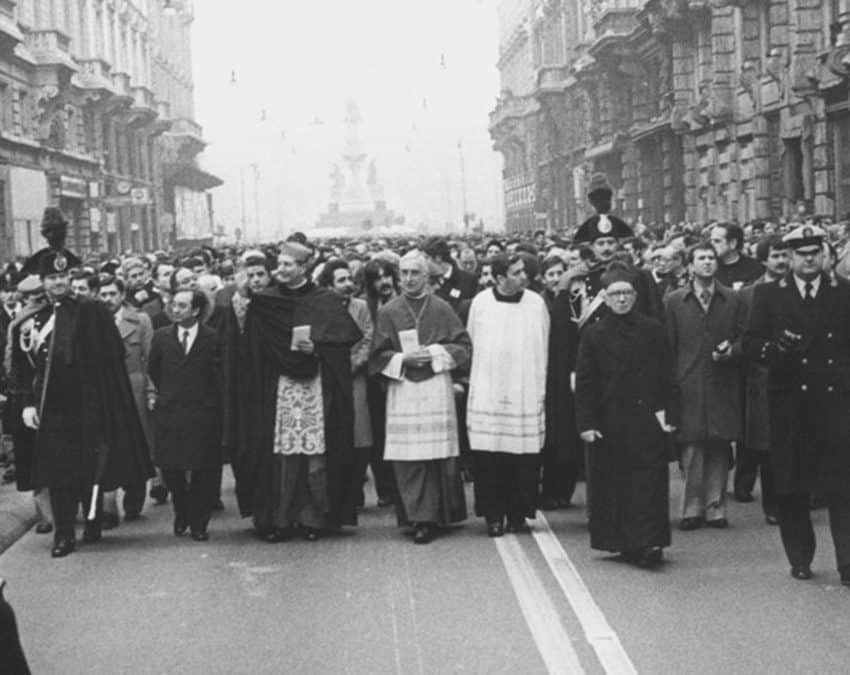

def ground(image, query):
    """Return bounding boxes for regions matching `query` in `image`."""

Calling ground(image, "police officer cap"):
[574,214,633,244]
[16,274,42,295]
[37,250,71,277]
[782,224,826,249]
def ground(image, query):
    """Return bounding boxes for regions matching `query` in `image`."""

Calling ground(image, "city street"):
[2,471,849,675]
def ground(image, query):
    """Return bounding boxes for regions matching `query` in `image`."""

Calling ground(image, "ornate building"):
[0,0,219,259]
[491,0,850,233]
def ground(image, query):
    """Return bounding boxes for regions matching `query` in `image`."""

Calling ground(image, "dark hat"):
[587,173,613,214]
[600,260,638,289]
[423,236,451,261]
[40,207,68,231]
[37,250,71,277]
[574,214,633,244]
[754,234,789,263]
[783,224,826,249]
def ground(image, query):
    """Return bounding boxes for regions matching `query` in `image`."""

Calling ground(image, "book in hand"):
[291,324,311,351]
[398,329,420,354]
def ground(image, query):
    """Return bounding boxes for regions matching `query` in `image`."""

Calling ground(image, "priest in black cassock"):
[575,262,675,568]
[229,242,362,542]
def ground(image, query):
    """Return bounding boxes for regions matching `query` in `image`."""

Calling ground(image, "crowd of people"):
[1,172,849,590]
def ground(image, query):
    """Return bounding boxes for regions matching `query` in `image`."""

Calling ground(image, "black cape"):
[228,282,362,528]
[7,296,153,490]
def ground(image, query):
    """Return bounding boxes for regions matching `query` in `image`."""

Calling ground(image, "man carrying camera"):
[744,225,850,585]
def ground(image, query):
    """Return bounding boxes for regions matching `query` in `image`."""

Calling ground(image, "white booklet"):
[398,329,420,354]
[291,324,311,351]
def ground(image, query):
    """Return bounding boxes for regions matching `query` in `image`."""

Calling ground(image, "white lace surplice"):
[273,372,326,455]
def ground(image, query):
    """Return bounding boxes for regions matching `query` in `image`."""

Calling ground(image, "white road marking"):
[532,514,638,675]
[495,534,586,674]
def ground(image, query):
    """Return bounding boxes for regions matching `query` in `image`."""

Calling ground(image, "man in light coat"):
[666,243,747,530]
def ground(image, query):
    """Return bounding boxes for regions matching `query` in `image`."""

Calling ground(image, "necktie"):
[181,329,190,354]
[700,289,711,310]
[804,282,814,304]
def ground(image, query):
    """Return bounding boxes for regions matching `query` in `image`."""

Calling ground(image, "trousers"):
[776,494,850,571]
[681,442,729,520]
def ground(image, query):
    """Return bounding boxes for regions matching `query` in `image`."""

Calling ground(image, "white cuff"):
[426,344,455,374]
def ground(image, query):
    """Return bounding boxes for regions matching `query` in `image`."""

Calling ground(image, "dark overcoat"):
[743,273,850,495]
[738,277,771,450]
[575,311,672,553]
[148,324,223,470]
[665,283,746,443]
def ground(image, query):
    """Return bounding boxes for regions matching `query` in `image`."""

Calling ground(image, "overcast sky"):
[192,0,504,241]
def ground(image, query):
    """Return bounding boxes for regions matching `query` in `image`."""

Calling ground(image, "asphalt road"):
[1,468,848,675]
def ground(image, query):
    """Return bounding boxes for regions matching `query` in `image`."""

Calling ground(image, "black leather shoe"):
[706,518,729,529]
[82,522,101,543]
[149,484,168,505]
[413,523,434,544]
[301,526,320,542]
[538,497,560,511]
[635,547,663,569]
[263,528,290,543]
[191,530,209,542]
[679,517,703,531]
[734,489,754,503]
[101,512,120,530]
[791,565,813,580]
[51,539,75,558]
[506,519,530,534]
[173,517,188,537]
[35,521,53,535]
[124,511,142,522]
[765,513,779,525]
[487,520,504,538]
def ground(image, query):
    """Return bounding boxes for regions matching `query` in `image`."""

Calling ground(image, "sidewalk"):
[0,477,37,555]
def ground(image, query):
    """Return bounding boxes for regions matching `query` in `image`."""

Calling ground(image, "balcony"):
[128,86,157,125]
[74,58,115,98]
[26,30,77,72]
[150,100,173,135]
[0,0,22,53]
[164,117,206,162]
[489,93,539,132]
[587,0,641,58]
[536,66,570,95]
[107,71,134,110]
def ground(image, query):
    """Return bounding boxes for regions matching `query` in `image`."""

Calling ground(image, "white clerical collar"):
[794,274,821,298]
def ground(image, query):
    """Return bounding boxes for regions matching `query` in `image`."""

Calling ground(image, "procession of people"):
[1,177,849,592]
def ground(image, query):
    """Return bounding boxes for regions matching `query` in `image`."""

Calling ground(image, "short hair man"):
[709,222,764,289]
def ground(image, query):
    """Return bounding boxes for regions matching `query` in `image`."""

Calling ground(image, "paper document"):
[291,324,311,350]
[398,329,420,354]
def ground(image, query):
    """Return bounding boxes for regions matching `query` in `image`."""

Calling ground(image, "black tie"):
[804,282,814,304]
[181,330,190,354]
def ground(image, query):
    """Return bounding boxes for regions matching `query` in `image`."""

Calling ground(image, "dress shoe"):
[124,511,142,522]
[557,498,574,509]
[538,497,560,511]
[51,539,75,558]
[377,496,394,508]
[679,517,703,531]
[35,521,53,535]
[733,489,754,503]
[506,519,530,534]
[487,520,504,538]
[765,513,779,526]
[212,499,225,511]
[706,518,729,529]
[149,484,169,505]
[173,517,188,537]
[82,521,102,543]
[791,565,813,580]
[262,528,290,543]
[635,547,663,569]
[101,512,120,530]
[191,530,209,542]
[301,526,320,542]
[839,567,850,587]
[413,523,435,544]
[2,466,15,483]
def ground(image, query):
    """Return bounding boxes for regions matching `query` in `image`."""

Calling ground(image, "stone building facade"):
[491,0,850,233]
[0,0,219,260]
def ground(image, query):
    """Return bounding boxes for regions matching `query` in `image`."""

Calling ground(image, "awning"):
[165,164,223,191]
[584,140,619,160]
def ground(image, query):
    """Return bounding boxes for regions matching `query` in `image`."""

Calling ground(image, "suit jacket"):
[665,282,746,442]
[434,264,478,314]
[348,296,374,449]
[148,323,222,470]
[744,273,850,494]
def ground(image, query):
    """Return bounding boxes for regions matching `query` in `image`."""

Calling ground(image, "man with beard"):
[363,258,400,506]
[734,236,788,520]
[232,242,362,542]
[7,251,152,557]
[319,260,374,508]
[466,253,549,536]
[19,208,81,277]
[370,251,469,543]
